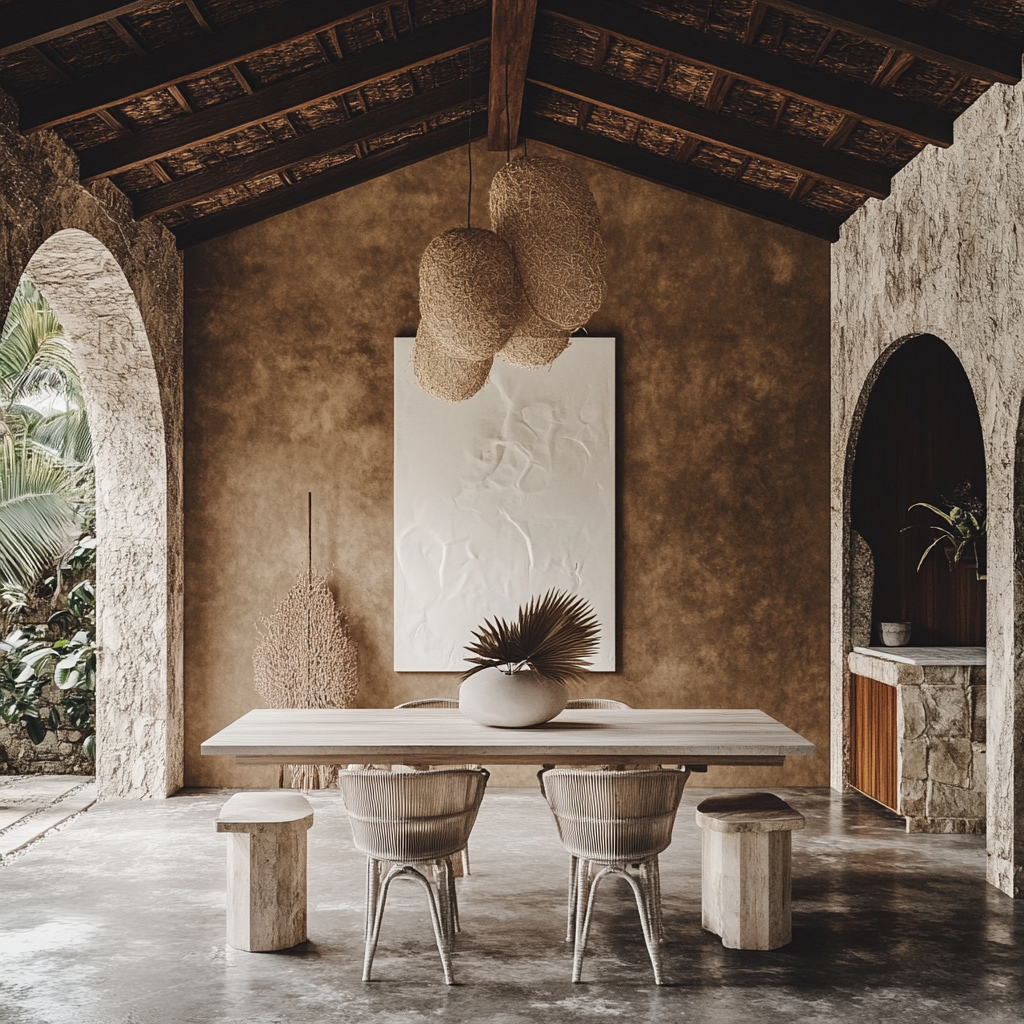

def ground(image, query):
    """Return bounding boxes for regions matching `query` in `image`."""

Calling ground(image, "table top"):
[200,707,816,767]
[852,646,986,666]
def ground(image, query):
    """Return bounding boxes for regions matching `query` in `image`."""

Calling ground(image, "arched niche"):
[850,334,986,647]
[23,230,178,798]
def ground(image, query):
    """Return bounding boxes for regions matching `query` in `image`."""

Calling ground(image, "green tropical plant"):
[903,480,987,580]
[461,589,601,686]
[0,540,97,759]
[0,276,92,591]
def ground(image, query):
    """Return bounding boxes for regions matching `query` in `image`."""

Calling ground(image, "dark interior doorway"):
[851,335,986,647]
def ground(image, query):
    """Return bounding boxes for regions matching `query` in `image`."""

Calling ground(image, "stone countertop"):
[852,646,986,666]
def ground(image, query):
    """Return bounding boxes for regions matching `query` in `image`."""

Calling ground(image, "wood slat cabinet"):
[850,673,897,812]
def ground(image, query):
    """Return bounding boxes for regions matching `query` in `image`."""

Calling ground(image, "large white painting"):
[394,336,615,672]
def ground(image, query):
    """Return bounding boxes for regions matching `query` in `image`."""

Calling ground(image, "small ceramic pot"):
[879,621,912,646]
[459,666,567,727]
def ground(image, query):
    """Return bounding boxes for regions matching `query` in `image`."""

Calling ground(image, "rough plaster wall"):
[832,78,1024,896]
[184,140,830,790]
[0,91,184,799]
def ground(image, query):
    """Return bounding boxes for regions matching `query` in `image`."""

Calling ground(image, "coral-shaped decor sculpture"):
[253,564,358,789]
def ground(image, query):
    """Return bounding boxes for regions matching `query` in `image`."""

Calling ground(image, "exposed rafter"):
[770,0,1022,84]
[526,59,892,198]
[133,77,487,218]
[0,1,155,57]
[174,111,487,248]
[542,0,953,147]
[522,114,842,240]
[17,0,379,132]
[488,0,539,151]
[77,6,490,182]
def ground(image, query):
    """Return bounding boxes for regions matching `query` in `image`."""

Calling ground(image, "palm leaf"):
[0,438,84,589]
[462,589,601,686]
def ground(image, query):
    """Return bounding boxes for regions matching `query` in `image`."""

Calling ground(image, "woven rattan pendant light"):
[497,300,571,368]
[489,156,606,332]
[418,227,520,361]
[413,317,493,403]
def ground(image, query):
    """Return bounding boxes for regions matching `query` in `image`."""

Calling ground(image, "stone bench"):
[695,792,804,950]
[215,791,314,952]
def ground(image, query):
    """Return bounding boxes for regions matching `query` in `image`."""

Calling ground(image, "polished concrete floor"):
[0,785,1019,1024]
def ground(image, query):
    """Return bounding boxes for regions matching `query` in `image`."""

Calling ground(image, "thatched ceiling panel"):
[602,38,667,90]
[536,12,602,66]
[288,98,349,134]
[723,80,842,142]
[838,122,915,169]
[289,148,359,180]
[179,67,249,112]
[410,43,488,92]
[635,120,686,159]
[361,72,419,110]
[201,0,290,26]
[116,90,188,131]
[186,171,286,217]
[703,0,760,42]
[579,104,640,146]
[42,23,131,77]
[633,1,709,34]
[814,32,894,87]
[121,1,205,48]
[660,60,716,106]
[112,166,166,194]
[738,157,802,194]
[801,180,867,217]
[688,139,748,177]
[0,48,63,92]
[235,37,326,90]
[53,115,122,150]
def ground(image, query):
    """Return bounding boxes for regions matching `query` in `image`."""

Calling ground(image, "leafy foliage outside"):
[462,589,601,686]
[0,277,96,763]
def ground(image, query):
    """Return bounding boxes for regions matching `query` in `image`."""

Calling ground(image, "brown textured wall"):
[184,140,830,788]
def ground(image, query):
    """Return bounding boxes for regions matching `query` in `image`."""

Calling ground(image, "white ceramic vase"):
[458,666,568,727]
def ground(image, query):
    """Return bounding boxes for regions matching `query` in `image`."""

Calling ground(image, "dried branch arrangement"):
[253,564,359,789]
[462,588,600,686]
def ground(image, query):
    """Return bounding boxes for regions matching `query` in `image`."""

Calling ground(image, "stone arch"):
[1,90,182,798]
[20,231,173,798]
[836,333,987,791]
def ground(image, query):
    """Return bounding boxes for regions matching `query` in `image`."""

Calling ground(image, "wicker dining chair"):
[338,767,489,985]
[538,767,690,984]
[394,698,474,876]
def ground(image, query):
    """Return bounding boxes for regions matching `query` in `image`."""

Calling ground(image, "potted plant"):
[903,480,986,581]
[459,589,600,727]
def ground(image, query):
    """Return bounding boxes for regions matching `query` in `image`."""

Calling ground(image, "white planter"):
[458,667,568,727]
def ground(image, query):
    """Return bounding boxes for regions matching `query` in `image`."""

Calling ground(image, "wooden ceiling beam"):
[0,1,154,56]
[488,0,539,150]
[527,59,892,198]
[19,1,393,132]
[521,114,842,240]
[133,77,487,218]
[542,0,953,147]
[770,0,1021,84]
[77,7,489,182]
[173,111,487,248]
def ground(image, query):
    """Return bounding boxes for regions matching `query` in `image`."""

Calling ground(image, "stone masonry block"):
[900,738,928,782]
[928,739,974,789]
[927,781,986,821]
[921,684,969,739]
[899,685,926,740]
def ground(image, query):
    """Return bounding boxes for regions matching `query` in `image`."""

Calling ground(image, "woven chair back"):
[394,698,460,709]
[540,769,687,862]
[565,698,631,710]
[339,768,488,862]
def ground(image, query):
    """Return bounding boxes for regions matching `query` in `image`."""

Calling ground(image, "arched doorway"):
[851,334,986,647]
[22,230,176,798]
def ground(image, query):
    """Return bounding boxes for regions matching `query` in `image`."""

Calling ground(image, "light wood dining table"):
[200,707,816,769]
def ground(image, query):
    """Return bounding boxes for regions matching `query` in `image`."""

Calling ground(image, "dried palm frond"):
[461,589,600,686]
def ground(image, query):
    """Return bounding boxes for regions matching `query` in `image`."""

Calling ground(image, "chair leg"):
[461,845,471,876]
[625,859,665,985]
[573,860,606,983]
[363,864,455,986]
[365,858,381,941]
[363,863,398,982]
[446,856,461,933]
[566,854,578,942]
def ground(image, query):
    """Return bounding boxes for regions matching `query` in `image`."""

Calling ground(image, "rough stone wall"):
[832,77,1024,895]
[184,139,831,791]
[0,90,184,799]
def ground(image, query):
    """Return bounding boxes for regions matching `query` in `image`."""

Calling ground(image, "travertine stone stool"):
[695,792,804,951]
[215,791,314,952]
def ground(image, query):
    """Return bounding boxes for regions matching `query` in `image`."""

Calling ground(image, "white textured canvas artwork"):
[394,336,616,672]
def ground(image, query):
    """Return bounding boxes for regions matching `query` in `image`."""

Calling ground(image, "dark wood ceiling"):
[1,0,1020,247]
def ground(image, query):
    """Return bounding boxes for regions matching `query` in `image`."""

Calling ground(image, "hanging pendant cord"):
[306,491,312,698]
[467,68,473,228]
[505,61,511,163]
